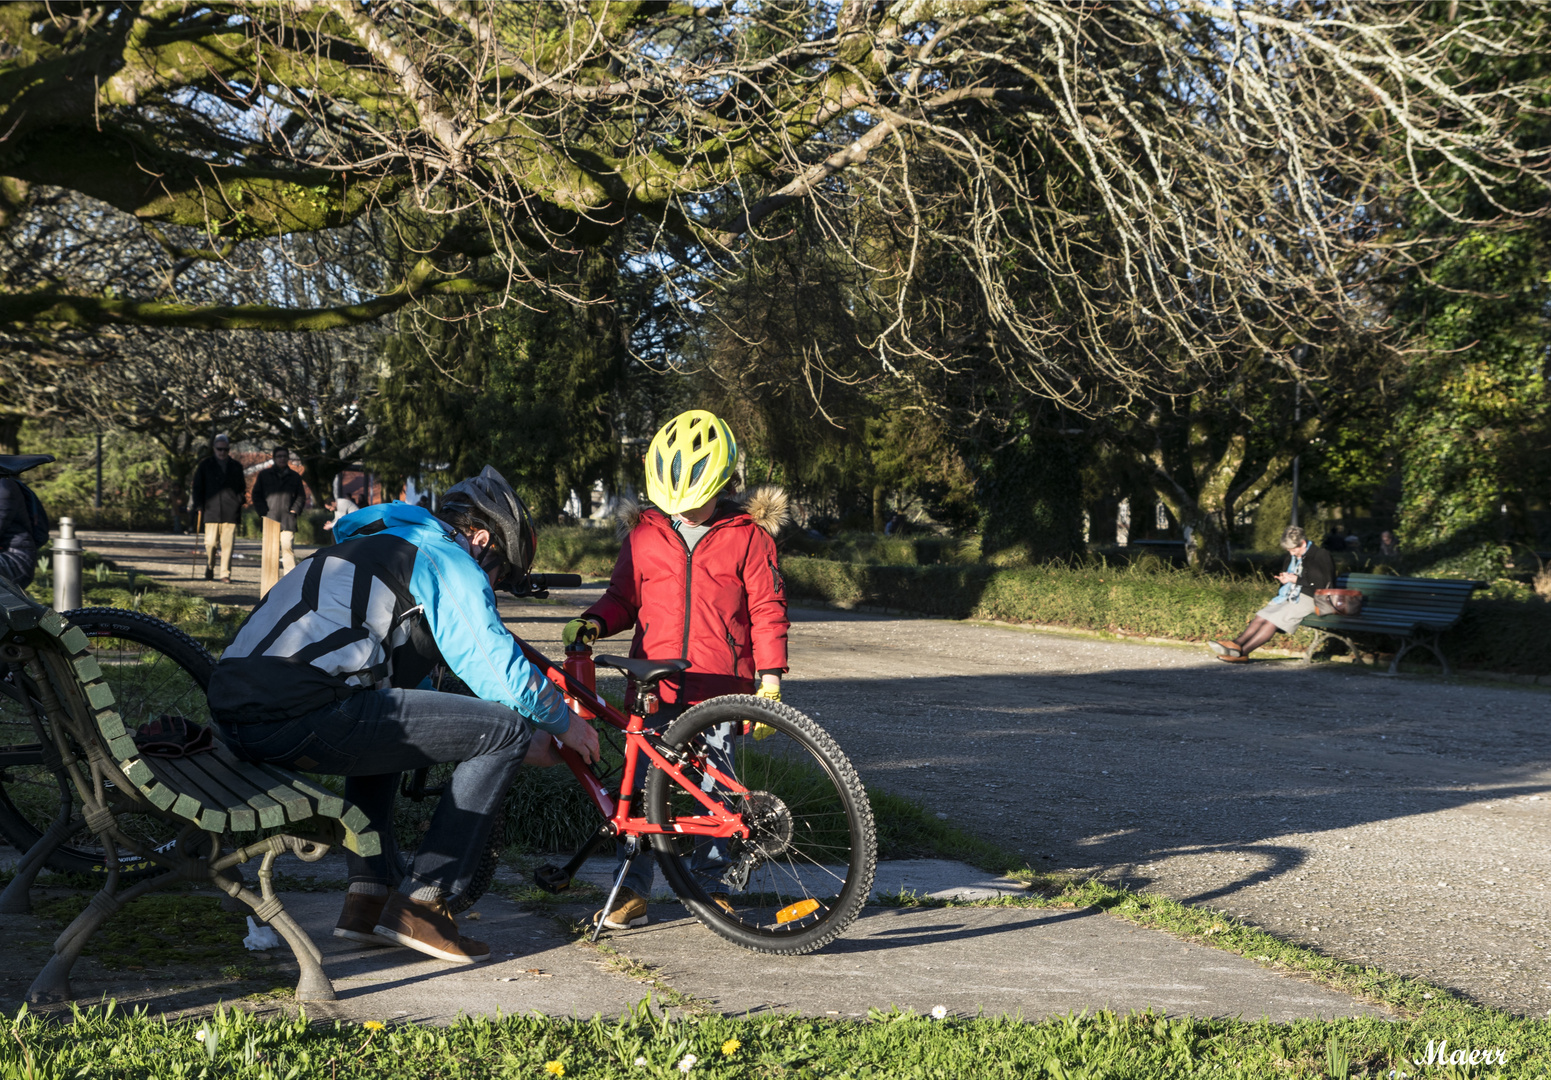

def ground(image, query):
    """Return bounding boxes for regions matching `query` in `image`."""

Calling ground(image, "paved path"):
[59,532,1551,1016]
[504,586,1551,1017]
[0,873,1384,1024]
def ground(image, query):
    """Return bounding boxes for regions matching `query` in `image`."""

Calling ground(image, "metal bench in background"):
[1302,571,1484,676]
[0,575,380,1004]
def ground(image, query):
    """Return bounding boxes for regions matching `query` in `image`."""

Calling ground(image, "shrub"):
[532,525,624,578]
[781,556,1302,647]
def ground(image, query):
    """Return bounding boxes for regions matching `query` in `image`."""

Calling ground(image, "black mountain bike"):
[2,606,214,878]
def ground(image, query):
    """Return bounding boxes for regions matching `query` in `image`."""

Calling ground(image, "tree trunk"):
[872,484,885,533]
[0,416,19,456]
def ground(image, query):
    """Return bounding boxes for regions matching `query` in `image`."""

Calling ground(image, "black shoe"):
[204,566,215,580]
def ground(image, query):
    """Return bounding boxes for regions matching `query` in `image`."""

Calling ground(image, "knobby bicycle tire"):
[0,608,214,878]
[644,695,876,955]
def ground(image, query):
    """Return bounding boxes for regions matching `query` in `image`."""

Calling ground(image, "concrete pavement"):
[0,857,1389,1023]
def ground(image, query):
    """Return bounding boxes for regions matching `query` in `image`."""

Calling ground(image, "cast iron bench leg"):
[0,801,76,915]
[27,868,185,1004]
[213,837,337,1002]
[1389,632,1450,677]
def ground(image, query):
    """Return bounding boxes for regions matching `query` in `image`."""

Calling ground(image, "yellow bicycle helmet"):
[644,410,738,514]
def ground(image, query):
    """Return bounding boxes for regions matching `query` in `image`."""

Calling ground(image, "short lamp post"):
[52,516,82,612]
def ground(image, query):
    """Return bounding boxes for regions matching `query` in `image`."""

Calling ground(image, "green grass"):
[28,555,244,655]
[531,525,627,579]
[5,994,1548,1079]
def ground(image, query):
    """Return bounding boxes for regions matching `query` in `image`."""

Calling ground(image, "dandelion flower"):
[363,1020,386,1032]
[546,1062,566,1077]
[930,1005,948,1020]
[678,1053,698,1072]
[721,1038,741,1056]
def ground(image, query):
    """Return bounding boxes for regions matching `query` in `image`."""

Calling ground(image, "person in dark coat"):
[191,434,246,582]
[0,475,43,587]
[250,447,307,574]
[1209,525,1335,660]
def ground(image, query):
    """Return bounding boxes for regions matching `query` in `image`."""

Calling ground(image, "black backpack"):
[19,481,50,547]
[3,478,50,548]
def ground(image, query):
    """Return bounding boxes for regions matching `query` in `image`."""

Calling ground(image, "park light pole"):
[1289,346,1308,529]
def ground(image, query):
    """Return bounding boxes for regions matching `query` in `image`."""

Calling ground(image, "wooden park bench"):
[0,576,379,1004]
[1301,571,1484,676]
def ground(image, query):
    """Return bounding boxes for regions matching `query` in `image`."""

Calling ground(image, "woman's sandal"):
[1209,638,1243,658]
[1215,652,1251,663]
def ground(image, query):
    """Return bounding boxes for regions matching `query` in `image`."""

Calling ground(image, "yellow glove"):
[561,618,600,648]
[752,682,780,739]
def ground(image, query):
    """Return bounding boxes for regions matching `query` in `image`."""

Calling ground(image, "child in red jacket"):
[563,410,789,929]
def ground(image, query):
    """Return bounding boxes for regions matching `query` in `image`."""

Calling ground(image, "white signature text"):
[1413,1040,1508,1068]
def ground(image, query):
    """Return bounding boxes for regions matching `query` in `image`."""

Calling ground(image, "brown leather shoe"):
[334,890,393,945]
[372,892,490,963]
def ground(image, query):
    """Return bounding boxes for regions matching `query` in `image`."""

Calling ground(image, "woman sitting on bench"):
[1210,525,1334,661]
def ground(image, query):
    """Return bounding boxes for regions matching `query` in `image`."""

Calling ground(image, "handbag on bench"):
[1314,588,1363,616]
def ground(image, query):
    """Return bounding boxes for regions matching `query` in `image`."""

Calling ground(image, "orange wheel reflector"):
[776,899,821,924]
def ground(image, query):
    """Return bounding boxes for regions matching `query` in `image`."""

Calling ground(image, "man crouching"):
[208,467,599,963]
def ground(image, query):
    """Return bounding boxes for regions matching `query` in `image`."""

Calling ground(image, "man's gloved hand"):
[755,685,781,703]
[562,618,601,648]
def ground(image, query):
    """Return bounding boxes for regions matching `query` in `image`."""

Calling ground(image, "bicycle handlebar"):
[506,572,584,599]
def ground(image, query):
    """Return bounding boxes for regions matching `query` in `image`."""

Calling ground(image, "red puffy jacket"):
[585,488,789,705]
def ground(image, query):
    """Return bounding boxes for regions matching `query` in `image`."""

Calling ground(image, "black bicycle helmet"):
[441,465,537,587]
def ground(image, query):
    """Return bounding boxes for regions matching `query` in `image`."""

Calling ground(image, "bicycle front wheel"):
[644,696,876,955]
[0,609,213,877]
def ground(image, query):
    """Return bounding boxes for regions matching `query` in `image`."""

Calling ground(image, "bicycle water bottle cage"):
[0,454,55,479]
[593,655,690,690]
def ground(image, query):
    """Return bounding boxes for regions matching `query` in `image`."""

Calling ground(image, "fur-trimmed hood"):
[615,485,790,540]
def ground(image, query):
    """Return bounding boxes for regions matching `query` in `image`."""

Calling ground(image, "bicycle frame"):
[512,638,751,844]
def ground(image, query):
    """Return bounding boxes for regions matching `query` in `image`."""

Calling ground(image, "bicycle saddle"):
[0,454,55,478]
[594,655,690,685]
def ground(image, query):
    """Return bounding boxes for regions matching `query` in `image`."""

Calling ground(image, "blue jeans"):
[216,688,533,899]
[617,710,736,899]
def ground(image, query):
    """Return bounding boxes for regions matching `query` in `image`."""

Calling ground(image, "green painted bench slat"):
[161,756,262,833]
[246,766,377,856]
[225,758,313,823]
[199,752,287,830]
[95,709,126,741]
[148,758,230,833]
[57,625,90,655]
[253,765,345,819]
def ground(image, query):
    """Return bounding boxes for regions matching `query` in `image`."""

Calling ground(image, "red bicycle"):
[498,576,877,954]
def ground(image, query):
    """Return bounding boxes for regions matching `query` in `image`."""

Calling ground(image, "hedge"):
[780,556,1551,675]
[531,525,1551,676]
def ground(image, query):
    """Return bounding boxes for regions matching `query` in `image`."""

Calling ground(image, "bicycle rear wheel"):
[0,609,214,877]
[644,696,876,955]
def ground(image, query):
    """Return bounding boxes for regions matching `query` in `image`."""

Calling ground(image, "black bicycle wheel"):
[0,608,214,877]
[644,695,876,955]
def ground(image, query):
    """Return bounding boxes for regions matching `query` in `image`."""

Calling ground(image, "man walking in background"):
[252,447,307,574]
[191,434,246,582]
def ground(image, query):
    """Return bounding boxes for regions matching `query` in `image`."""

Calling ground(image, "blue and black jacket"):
[207,503,567,731]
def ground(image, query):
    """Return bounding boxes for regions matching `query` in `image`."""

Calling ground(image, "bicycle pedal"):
[534,864,572,894]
